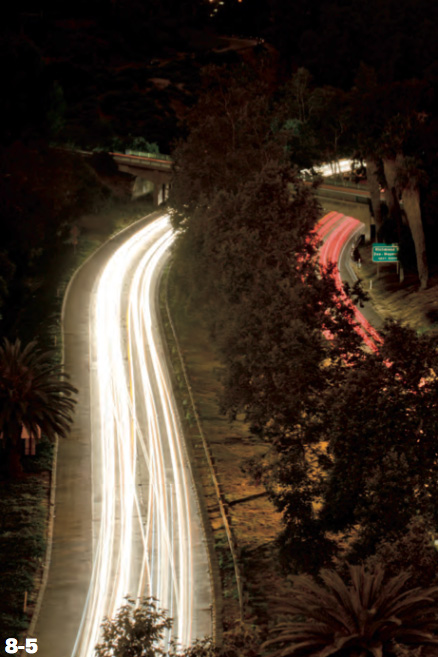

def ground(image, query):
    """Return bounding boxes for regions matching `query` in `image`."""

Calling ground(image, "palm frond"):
[0,338,77,468]
[263,564,438,657]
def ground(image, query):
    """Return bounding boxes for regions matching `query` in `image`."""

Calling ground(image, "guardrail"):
[125,150,172,161]
[111,152,173,171]
[316,185,372,205]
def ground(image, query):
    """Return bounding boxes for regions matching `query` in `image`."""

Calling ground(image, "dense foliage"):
[169,63,438,599]
[94,597,259,657]
[254,320,438,571]
[262,565,438,657]
[95,598,173,657]
[0,143,112,342]
[169,66,352,573]
[0,441,54,638]
[97,568,438,657]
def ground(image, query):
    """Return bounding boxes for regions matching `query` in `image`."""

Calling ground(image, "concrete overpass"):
[111,152,172,206]
[315,181,376,241]
[112,151,379,234]
[67,147,378,220]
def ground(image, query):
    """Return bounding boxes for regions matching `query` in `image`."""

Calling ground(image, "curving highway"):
[315,211,383,351]
[73,208,378,656]
[34,206,378,657]
[71,213,212,656]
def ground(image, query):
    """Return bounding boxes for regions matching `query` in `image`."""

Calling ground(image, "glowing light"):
[71,214,210,656]
[317,212,382,351]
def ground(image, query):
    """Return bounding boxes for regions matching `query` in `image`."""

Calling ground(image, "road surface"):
[316,211,383,350]
[35,213,212,656]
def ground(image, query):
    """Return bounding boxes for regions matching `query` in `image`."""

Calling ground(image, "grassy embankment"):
[160,266,290,638]
[0,440,54,639]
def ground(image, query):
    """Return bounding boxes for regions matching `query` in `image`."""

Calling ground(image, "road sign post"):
[372,243,402,281]
[372,243,399,262]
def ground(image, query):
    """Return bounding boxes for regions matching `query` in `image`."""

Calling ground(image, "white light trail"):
[71,214,211,657]
[301,158,354,179]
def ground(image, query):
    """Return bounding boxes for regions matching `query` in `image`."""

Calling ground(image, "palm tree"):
[262,564,438,657]
[0,338,77,477]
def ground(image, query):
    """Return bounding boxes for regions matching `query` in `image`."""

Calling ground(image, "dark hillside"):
[9,9,271,151]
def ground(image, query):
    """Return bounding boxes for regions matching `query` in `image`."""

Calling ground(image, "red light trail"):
[316,211,383,351]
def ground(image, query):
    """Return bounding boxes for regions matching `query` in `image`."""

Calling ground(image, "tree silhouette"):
[0,338,77,477]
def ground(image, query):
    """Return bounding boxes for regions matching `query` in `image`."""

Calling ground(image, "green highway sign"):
[372,243,399,262]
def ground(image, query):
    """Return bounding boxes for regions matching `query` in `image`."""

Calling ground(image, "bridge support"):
[133,178,154,198]
[116,161,172,207]
[316,192,374,241]
[152,182,170,207]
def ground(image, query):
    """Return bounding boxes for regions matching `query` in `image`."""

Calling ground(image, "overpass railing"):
[111,151,173,171]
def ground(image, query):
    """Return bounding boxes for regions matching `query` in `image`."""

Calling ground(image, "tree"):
[0,143,110,339]
[319,321,438,559]
[377,104,431,287]
[170,64,283,228]
[365,515,438,591]
[262,564,438,657]
[95,597,173,657]
[364,157,383,234]
[306,85,350,170]
[0,338,77,478]
[395,155,429,289]
[355,78,430,288]
[170,64,367,577]
[344,67,435,287]
[255,318,438,571]
[95,597,262,657]
[273,69,319,169]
